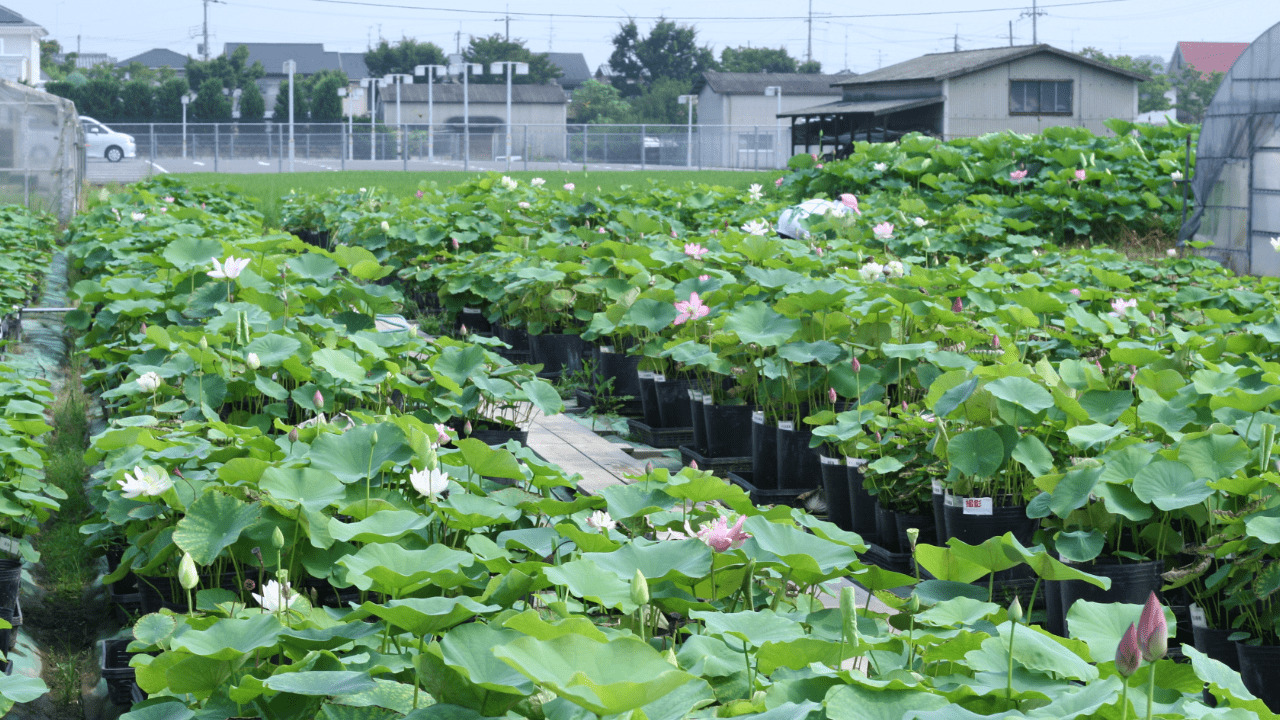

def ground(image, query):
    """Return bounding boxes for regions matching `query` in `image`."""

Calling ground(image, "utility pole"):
[201,0,224,61]
[549,14,554,51]
[1009,21,1014,46]
[806,0,813,64]
[954,27,959,52]
[455,28,462,54]
[1021,0,1045,45]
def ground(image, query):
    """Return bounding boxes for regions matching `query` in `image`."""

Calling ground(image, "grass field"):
[170,169,782,227]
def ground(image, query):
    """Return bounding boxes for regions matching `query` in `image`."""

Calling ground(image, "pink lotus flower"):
[872,222,894,240]
[816,163,824,169]
[1069,288,1082,297]
[684,243,709,259]
[1010,169,1028,182]
[673,293,710,325]
[1110,297,1137,316]
[1116,622,1141,677]
[698,274,710,281]
[1137,591,1167,662]
[775,177,784,188]
[839,193,861,215]
[696,515,750,552]
[952,297,963,312]
[416,190,424,198]
[671,229,678,238]
[563,183,575,191]
[1074,169,1086,182]
[814,246,824,257]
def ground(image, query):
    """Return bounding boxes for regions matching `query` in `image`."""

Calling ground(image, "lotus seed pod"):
[630,569,649,606]
[178,553,199,591]
[906,527,919,550]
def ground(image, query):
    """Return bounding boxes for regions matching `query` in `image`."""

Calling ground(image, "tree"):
[1079,47,1171,114]
[608,18,717,97]
[191,77,231,121]
[462,34,561,85]
[119,79,155,121]
[797,60,822,74]
[238,81,265,121]
[308,71,347,121]
[155,77,190,122]
[79,74,123,120]
[187,45,263,93]
[1171,67,1223,123]
[364,38,446,77]
[568,79,633,123]
[719,46,797,74]
[273,78,309,121]
[629,77,693,124]
[39,39,63,81]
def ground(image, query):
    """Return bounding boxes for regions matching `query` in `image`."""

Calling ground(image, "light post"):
[449,58,483,170]
[413,64,447,161]
[283,60,296,172]
[764,85,782,167]
[180,91,196,158]
[383,73,413,163]
[360,77,381,161]
[490,61,528,171]
[677,94,698,168]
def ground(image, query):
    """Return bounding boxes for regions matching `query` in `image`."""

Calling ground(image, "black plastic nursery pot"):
[467,428,529,446]
[596,350,641,400]
[703,403,753,458]
[1193,623,1241,671]
[494,323,531,354]
[941,498,1037,546]
[847,461,878,545]
[931,483,947,545]
[775,424,820,491]
[637,373,662,427]
[529,332,585,377]
[895,510,936,554]
[1236,642,1280,711]
[0,558,20,612]
[751,412,778,490]
[1047,558,1164,638]
[875,502,900,553]
[656,378,693,429]
[819,456,852,530]
[686,388,707,453]
[457,307,492,335]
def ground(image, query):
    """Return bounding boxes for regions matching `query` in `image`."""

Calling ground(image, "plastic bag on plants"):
[778,198,847,239]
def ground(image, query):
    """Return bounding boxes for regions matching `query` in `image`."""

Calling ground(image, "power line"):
[300,0,1135,21]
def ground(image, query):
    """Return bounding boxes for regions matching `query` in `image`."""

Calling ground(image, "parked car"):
[80,116,136,162]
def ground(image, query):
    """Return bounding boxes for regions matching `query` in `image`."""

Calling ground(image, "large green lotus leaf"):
[1012,435,1054,478]
[1132,460,1211,510]
[172,490,260,565]
[522,378,565,417]
[493,634,713,716]
[824,683,948,720]
[740,517,859,584]
[913,544,990,584]
[183,374,227,409]
[440,623,536,694]
[553,522,621,554]
[1066,600,1176,663]
[313,348,370,385]
[439,492,522,531]
[729,702,823,720]
[329,510,429,543]
[880,342,938,360]
[1094,482,1153,522]
[1209,385,1280,413]
[432,345,487,391]
[543,558,636,612]
[327,679,418,716]
[245,334,304,367]
[986,376,1054,413]
[622,298,678,333]
[278,621,381,651]
[777,341,842,365]
[932,377,979,420]
[1078,390,1134,425]
[319,705,400,720]
[133,613,178,646]
[501,609,609,643]
[1177,433,1251,482]
[260,467,345,513]
[600,482,679,520]
[690,609,805,649]
[1054,530,1105,563]
[1245,514,1280,543]
[446,439,524,480]
[1066,422,1127,451]
[1048,464,1102,517]
[116,698,195,720]
[308,424,412,484]
[676,634,748,678]
[346,597,498,636]
[263,670,378,696]
[1137,396,1197,437]
[338,543,475,594]
[755,639,847,675]
[1184,646,1259,705]
[654,472,754,514]
[162,236,224,271]
[288,253,340,280]
[170,614,285,661]
[915,596,1000,627]
[0,673,49,705]
[947,428,1005,477]
[1000,533,1109,588]
[584,539,712,584]
[724,303,799,347]
[967,622,1097,682]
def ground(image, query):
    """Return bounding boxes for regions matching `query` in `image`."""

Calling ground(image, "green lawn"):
[170,169,783,226]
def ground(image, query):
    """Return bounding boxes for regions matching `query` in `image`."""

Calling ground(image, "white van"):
[80,116,136,162]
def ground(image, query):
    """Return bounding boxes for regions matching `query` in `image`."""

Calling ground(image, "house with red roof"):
[1169,42,1249,77]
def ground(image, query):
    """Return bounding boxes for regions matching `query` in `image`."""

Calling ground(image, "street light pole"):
[414,64,447,161]
[490,61,528,171]
[283,60,296,172]
[677,94,698,168]
[765,85,782,168]
[181,92,195,158]
[450,61,483,171]
[383,73,413,163]
[361,77,380,161]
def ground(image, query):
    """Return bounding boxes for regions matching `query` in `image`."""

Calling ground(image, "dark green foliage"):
[239,81,265,122]
[364,38,447,77]
[191,77,232,121]
[719,46,798,74]
[463,34,562,85]
[608,18,717,97]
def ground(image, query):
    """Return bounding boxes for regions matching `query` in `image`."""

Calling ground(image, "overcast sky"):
[14,0,1276,76]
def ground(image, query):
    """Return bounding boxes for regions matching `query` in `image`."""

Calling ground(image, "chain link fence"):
[84,122,794,179]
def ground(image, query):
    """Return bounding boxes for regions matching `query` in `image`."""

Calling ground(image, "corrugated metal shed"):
[837,45,1148,85]
[392,83,569,104]
[779,96,945,117]
[703,71,851,95]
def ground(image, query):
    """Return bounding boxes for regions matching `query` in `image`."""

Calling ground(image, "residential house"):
[545,52,591,95]
[50,52,116,70]
[1166,41,1248,122]
[780,45,1147,158]
[697,71,850,168]
[0,5,45,85]
[222,42,370,119]
[380,82,568,160]
[118,48,190,78]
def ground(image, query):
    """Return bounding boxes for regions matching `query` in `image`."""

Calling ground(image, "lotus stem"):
[1145,660,1156,720]
[1006,619,1017,708]
[1119,680,1129,720]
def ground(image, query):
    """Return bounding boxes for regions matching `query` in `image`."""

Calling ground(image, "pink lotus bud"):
[901,401,908,413]
[699,274,710,281]
[1096,360,1104,375]
[829,387,838,404]
[645,461,654,474]
[774,177,784,188]
[690,460,699,470]
[992,334,1001,349]
[851,356,861,373]
[1137,591,1167,662]
[951,297,963,313]
[1069,288,1082,297]
[815,246,824,257]
[460,324,468,335]
[1116,622,1141,677]
[671,229,678,238]
[451,237,460,249]
[1129,365,1138,383]
[288,427,299,443]
[874,431,882,443]
[140,322,148,334]
[313,390,323,408]
[464,420,473,436]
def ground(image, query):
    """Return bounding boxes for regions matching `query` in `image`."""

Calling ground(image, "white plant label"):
[703,395,713,405]
[778,421,795,431]
[0,535,19,556]
[962,497,994,515]
[653,374,666,382]
[932,479,944,494]
[752,411,765,424]
[599,345,614,354]
[638,371,654,380]
[1189,603,1207,627]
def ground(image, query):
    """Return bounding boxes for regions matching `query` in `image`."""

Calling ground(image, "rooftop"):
[545,53,591,87]
[1174,41,1250,75]
[118,48,190,69]
[836,44,1149,85]
[702,71,852,95]
[223,42,368,78]
[391,83,569,104]
[0,5,42,29]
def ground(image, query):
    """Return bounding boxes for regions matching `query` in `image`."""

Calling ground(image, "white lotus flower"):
[518,201,531,209]
[531,177,545,187]
[136,371,162,393]
[873,162,888,172]
[500,175,518,190]
[246,352,261,370]
[120,466,173,498]
[252,579,302,612]
[741,219,770,236]
[586,510,616,532]
[410,467,449,498]
[1170,170,1183,181]
[208,256,251,280]
[747,183,763,201]
[130,212,145,221]
[859,261,884,281]
[885,260,905,278]
[913,217,927,227]
[380,220,390,232]
[1166,248,1177,257]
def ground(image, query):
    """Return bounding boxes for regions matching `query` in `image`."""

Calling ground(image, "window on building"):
[1009,80,1073,115]
[737,133,775,152]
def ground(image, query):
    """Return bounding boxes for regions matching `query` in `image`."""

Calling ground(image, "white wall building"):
[0,5,45,85]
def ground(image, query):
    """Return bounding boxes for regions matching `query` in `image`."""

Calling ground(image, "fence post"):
[267,124,272,160]
[306,132,310,160]
[278,124,284,173]
[640,124,646,170]
[583,124,589,165]
[523,126,529,171]
[753,125,759,171]
[149,123,156,163]
[697,127,701,171]
[402,125,408,171]
[341,123,346,171]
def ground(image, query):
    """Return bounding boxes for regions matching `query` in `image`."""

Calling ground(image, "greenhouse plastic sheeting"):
[1183,20,1280,276]
[0,80,82,222]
